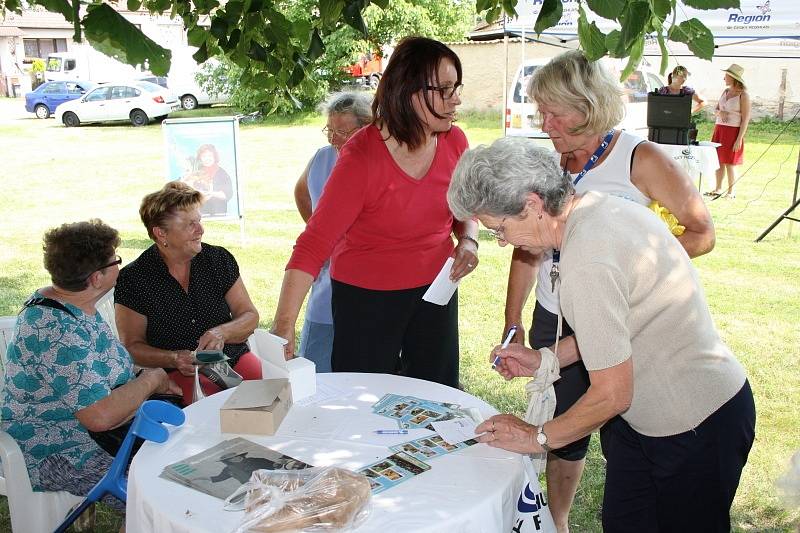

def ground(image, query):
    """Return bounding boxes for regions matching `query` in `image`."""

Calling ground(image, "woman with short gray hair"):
[292,92,373,372]
[502,49,716,530]
[450,136,755,532]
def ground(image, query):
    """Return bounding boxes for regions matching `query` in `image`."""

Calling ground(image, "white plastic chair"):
[95,288,118,339]
[1,316,86,531]
[0,430,83,533]
[0,315,17,496]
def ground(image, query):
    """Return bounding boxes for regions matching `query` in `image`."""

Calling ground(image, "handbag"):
[510,456,557,533]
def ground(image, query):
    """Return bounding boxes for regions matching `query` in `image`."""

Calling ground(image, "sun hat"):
[722,64,746,86]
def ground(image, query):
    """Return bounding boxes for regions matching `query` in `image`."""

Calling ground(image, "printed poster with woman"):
[162,116,243,219]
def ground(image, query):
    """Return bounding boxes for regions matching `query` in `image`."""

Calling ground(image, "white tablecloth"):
[126,373,525,533]
[655,142,720,185]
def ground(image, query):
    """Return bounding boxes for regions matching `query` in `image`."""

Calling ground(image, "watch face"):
[537,430,547,445]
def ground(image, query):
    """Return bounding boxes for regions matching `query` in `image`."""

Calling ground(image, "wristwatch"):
[536,424,552,452]
[459,235,479,250]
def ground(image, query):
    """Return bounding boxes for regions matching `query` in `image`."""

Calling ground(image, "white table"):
[655,141,720,191]
[126,373,525,533]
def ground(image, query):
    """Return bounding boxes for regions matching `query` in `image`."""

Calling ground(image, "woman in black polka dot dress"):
[114,182,262,404]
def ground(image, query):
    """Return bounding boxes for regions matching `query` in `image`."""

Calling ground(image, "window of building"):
[23,38,68,59]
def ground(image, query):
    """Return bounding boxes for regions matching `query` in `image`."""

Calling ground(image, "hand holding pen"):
[491,326,542,380]
[492,325,517,369]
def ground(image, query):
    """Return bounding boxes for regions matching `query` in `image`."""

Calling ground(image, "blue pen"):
[374,429,409,435]
[492,325,517,369]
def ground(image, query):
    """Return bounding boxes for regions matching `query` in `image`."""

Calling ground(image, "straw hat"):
[722,64,746,86]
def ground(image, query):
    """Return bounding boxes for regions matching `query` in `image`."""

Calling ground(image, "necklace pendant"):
[549,263,559,292]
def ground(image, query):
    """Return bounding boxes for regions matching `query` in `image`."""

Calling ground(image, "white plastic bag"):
[192,365,206,403]
[225,466,371,532]
[510,456,556,533]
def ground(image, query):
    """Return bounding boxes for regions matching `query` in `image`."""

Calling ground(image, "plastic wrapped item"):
[225,466,372,532]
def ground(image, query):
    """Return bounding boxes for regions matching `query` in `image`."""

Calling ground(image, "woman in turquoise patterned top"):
[1,219,180,507]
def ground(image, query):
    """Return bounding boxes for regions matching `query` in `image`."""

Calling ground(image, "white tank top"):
[715,90,742,127]
[535,130,650,314]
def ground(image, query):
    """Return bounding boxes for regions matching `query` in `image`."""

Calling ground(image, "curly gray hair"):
[448,137,574,221]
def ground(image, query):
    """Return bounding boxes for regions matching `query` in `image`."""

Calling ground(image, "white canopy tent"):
[503,0,800,58]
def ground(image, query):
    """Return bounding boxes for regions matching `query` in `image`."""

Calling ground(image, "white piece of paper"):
[293,380,348,407]
[431,417,482,445]
[422,257,459,305]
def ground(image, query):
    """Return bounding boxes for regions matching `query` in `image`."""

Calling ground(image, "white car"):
[55,80,181,127]
[505,57,664,139]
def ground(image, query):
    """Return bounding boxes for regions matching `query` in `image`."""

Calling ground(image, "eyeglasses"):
[486,218,507,241]
[426,83,464,100]
[83,255,122,281]
[322,125,360,140]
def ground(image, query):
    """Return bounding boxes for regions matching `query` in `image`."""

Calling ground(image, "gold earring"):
[163,241,168,247]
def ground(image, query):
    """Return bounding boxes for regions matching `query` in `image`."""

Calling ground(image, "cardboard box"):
[220,378,292,435]
[248,329,317,401]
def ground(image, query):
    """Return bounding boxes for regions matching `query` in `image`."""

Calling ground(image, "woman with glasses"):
[115,182,261,404]
[449,138,754,531]
[272,36,478,388]
[500,50,716,531]
[1,219,181,510]
[293,92,372,373]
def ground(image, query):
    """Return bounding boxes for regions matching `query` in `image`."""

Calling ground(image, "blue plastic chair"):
[54,400,186,533]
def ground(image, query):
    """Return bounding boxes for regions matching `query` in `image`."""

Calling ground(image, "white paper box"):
[248,329,317,402]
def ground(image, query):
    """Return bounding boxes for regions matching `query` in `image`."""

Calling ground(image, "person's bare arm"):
[691,92,705,113]
[734,91,751,152]
[270,269,315,359]
[631,142,716,257]
[294,161,313,223]
[115,304,194,375]
[74,368,180,432]
[196,277,259,350]
[503,248,543,345]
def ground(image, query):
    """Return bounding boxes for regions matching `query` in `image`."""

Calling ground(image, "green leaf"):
[228,28,242,49]
[187,26,207,47]
[193,42,209,63]
[318,0,344,26]
[682,0,738,9]
[476,0,496,13]
[620,35,644,81]
[342,0,369,36]
[246,0,263,13]
[578,5,607,60]
[39,0,73,22]
[668,18,715,60]
[617,1,650,54]
[605,30,623,58]
[656,32,669,74]
[127,0,142,11]
[585,0,625,21]
[501,0,518,19]
[308,29,324,61]
[484,5,502,23]
[226,0,243,22]
[210,16,229,40]
[652,0,673,19]
[82,4,172,75]
[534,0,562,35]
[247,41,268,63]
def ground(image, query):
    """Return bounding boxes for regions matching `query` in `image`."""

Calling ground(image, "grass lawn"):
[0,99,798,531]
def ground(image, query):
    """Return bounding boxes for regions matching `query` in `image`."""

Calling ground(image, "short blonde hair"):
[139,182,203,240]
[528,50,624,136]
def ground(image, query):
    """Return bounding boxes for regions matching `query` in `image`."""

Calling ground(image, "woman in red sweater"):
[271,37,479,387]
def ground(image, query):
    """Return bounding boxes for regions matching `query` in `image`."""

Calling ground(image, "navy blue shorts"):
[529,302,590,461]
[600,381,755,532]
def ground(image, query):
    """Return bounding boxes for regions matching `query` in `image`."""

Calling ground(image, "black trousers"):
[530,302,590,461]
[330,280,460,388]
[600,381,756,532]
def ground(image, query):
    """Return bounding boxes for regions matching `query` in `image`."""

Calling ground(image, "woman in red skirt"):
[707,64,751,199]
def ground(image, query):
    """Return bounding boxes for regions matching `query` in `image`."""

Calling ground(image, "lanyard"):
[550,130,615,291]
